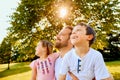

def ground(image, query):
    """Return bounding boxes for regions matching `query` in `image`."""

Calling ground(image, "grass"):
[106,61,120,80]
[0,61,120,80]
[0,62,31,80]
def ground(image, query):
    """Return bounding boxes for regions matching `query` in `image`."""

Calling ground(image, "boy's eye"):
[77,29,81,31]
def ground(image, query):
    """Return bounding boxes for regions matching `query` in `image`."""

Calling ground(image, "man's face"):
[55,28,71,49]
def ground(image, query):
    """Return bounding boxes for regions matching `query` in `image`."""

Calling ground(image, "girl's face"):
[35,42,47,57]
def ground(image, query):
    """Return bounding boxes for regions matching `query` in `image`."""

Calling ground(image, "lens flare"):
[59,7,67,18]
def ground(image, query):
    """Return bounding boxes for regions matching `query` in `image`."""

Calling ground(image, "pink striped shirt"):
[30,53,59,80]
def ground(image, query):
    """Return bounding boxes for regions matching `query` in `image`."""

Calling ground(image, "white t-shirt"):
[60,48,110,80]
[55,49,73,80]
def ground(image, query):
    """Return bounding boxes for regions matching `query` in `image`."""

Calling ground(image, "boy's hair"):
[77,22,96,46]
[40,40,53,55]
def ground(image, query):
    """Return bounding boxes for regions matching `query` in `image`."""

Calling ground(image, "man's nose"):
[72,31,75,34]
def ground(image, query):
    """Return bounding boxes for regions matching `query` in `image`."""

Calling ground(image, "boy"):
[59,22,113,80]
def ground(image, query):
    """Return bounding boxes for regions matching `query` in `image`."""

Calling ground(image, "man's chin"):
[55,44,61,48]
[55,45,60,48]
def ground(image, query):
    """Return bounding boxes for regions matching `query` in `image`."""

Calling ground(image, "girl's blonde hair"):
[40,40,53,55]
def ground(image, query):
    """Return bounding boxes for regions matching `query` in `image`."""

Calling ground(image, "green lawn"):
[106,61,120,80]
[0,61,120,80]
[0,62,31,80]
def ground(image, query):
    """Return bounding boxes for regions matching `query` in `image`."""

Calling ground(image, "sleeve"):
[53,53,59,60]
[94,52,110,80]
[59,53,69,75]
[30,60,37,69]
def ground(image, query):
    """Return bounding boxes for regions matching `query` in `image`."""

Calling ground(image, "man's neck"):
[59,46,72,58]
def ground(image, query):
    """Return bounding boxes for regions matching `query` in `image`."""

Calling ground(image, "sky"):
[0,0,19,43]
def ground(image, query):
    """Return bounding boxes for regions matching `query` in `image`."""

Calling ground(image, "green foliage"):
[98,33,120,61]
[107,33,120,59]
[0,36,12,64]
[1,0,119,61]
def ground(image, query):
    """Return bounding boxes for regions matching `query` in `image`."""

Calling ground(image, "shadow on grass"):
[0,62,31,78]
[106,60,120,67]
[112,72,120,80]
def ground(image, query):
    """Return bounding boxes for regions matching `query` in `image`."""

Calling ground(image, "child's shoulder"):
[53,52,59,56]
[91,48,102,55]
[49,53,59,59]
[31,59,39,64]
[30,59,39,68]
[90,48,103,58]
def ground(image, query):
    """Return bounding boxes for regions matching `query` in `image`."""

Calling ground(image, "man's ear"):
[87,34,93,40]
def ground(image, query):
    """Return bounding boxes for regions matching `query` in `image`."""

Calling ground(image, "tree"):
[0,36,12,69]
[108,33,120,59]
[7,0,120,60]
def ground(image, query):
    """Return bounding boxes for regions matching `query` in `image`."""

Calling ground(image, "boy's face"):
[70,25,89,45]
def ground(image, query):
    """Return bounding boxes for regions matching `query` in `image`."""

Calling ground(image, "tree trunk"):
[7,56,10,70]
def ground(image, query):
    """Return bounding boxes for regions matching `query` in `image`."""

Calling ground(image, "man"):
[59,22,114,80]
[55,26,78,80]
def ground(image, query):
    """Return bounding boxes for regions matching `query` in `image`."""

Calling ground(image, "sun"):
[59,7,67,18]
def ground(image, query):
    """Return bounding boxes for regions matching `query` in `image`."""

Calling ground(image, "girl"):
[30,40,59,80]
